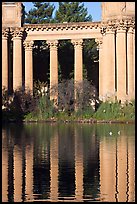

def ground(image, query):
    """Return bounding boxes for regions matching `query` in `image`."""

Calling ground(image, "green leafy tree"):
[25,2,55,24]
[55,2,92,23]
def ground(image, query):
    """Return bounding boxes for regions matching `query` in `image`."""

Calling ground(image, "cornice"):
[23,22,101,32]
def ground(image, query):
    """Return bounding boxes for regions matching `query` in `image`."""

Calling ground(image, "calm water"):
[2,123,135,202]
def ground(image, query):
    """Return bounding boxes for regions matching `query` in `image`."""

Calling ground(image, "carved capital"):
[46,40,58,49]
[2,28,9,39]
[11,28,24,39]
[23,40,34,50]
[71,39,83,48]
[95,38,103,50]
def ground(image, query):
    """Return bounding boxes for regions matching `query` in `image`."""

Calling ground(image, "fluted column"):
[47,40,58,102]
[127,26,134,100]
[71,39,83,83]
[23,40,34,92]
[2,28,9,90]
[12,28,23,91]
[116,25,127,102]
[100,26,116,101]
[95,38,103,100]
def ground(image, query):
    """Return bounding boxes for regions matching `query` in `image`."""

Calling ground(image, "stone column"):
[116,25,127,102]
[12,28,23,91]
[23,40,34,92]
[47,40,58,102]
[127,26,134,100]
[101,26,116,101]
[71,39,83,109]
[2,28,9,90]
[71,39,83,83]
[95,38,103,100]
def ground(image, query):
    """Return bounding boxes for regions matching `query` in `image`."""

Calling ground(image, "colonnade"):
[2,19,135,102]
[96,20,135,102]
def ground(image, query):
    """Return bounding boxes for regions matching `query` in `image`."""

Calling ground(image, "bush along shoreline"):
[2,80,135,124]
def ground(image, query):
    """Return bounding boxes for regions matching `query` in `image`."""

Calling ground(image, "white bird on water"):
[109,132,112,135]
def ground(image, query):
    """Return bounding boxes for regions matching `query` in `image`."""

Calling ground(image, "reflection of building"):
[100,131,135,202]
[2,124,135,202]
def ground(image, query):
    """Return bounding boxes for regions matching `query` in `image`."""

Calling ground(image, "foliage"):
[54,2,92,23]
[25,2,55,24]
[93,100,135,121]
[2,88,37,121]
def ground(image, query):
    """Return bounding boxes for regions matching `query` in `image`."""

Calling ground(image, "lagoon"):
[2,123,135,202]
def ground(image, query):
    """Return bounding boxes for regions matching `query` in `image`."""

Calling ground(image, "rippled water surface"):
[2,123,135,202]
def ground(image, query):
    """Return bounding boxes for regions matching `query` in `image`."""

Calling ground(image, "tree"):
[55,2,92,23]
[25,2,55,24]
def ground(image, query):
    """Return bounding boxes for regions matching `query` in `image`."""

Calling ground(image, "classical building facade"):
[2,2,135,102]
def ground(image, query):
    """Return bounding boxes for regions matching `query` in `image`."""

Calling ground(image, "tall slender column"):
[71,39,83,109]
[71,39,83,83]
[116,25,127,102]
[2,28,9,90]
[95,38,103,100]
[47,40,58,102]
[12,28,23,91]
[127,26,134,100]
[100,26,116,101]
[23,40,34,92]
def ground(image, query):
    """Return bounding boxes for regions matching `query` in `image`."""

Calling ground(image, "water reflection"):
[2,123,135,202]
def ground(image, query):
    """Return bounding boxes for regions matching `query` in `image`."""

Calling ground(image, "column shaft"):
[47,40,58,101]
[24,41,34,92]
[127,27,134,100]
[2,30,9,90]
[102,30,116,101]
[13,37,22,90]
[116,29,127,102]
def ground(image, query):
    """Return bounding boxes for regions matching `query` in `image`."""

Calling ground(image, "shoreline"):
[2,119,135,124]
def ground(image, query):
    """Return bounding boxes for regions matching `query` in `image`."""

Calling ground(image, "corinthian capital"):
[23,40,34,50]
[95,38,103,50]
[71,39,83,48]
[11,28,24,39]
[2,28,9,39]
[46,40,58,49]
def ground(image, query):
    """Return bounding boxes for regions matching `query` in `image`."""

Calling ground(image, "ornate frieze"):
[23,40,34,50]
[24,22,101,32]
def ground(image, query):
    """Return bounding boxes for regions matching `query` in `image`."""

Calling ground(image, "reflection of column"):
[127,26,134,100]
[12,28,23,91]
[2,28,9,90]
[100,137,116,201]
[117,134,127,201]
[74,127,83,201]
[95,38,103,100]
[26,144,34,201]
[2,131,8,202]
[14,146,22,202]
[23,41,34,92]
[116,26,127,102]
[47,40,58,102]
[128,136,135,202]
[50,133,59,201]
